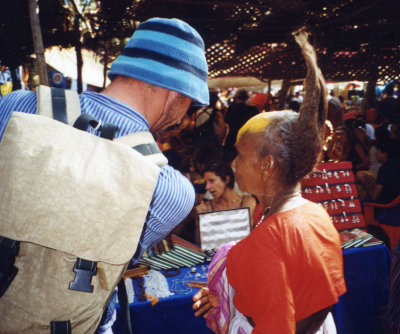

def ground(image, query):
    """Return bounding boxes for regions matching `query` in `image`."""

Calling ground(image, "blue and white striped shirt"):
[0,89,195,262]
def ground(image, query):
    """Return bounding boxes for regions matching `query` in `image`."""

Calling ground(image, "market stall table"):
[113,265,212,334]
[113,244,391,334]
[333,244,392,334]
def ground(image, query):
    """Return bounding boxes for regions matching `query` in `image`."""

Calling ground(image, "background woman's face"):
[203,171,228,199]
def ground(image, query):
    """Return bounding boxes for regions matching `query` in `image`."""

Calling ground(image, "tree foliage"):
[0,0,74,67]
[1,0,399,83]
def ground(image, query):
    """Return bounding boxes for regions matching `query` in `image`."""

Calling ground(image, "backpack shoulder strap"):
[36,85,167,167]
[114,132,168,167]
[37,85,81,126]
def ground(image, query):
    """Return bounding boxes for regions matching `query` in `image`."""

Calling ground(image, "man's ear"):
[162,90,177,112]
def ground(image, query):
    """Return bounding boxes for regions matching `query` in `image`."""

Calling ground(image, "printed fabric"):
[206,242,253,334]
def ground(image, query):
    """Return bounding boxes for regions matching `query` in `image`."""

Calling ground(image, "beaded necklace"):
[254,207,271,229]
[254,192,303,229]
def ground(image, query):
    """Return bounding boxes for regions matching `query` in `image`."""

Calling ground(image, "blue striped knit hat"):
[108,18,209,106]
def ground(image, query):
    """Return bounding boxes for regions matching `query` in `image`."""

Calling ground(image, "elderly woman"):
[192,30,346,334]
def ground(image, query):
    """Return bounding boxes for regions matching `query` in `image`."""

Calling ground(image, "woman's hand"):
[196,201,208,213]
[192,287,219,318]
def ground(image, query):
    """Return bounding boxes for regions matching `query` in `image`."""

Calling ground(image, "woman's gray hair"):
[247,29,327,187]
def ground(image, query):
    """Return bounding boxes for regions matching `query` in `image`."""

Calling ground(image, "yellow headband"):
[236,112,280,143]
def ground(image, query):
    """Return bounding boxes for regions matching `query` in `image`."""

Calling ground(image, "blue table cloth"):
[114,244,392,334]
[113,265,213,334]
[332,244,392,334]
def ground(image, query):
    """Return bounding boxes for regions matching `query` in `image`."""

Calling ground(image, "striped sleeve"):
[132,164,195,262]
[0,90,37,140]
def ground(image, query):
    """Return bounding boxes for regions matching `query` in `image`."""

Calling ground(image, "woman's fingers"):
[208,293,219,308]
[192,286,218,318]
[193,298,207,310]
[193,287,209,303]
[193,294,211,311]
[194,301,212,317]
[209,318,218,333]
[203,305,216,318]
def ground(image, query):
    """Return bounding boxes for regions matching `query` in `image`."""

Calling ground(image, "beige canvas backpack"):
[0,86,167,333]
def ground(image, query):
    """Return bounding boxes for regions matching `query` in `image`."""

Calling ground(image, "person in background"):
[354,124,391,201]
[288,99,300,112]
[162,135,183,171]
[192,30,346,334]
[362,139,400,230]
[327,124,370,173]
[378,83,396,123]
[170,145,225,244]
[194,90,227,147]
[390,117,400,141]
[327,91,344,129]
[0,17,209,334]
[195,162,257,246]
[268,95,281,111]
[0,64,13,97]
[363,139,400,205]
[356,114,375,141]
[223,89,259,163]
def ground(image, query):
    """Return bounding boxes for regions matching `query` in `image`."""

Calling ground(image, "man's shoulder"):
[378,159,399,177]
[3,89,36,100]
[379,96,396,109]
[0,90,37,112]
[158,165,194,192]
[246,104,259,115]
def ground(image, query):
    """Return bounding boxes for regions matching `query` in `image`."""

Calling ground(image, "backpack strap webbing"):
[117,279,133,334]
[114,132,168,167]
[37,85,80,126]
[36,85,167,167]
[50,321,71,334]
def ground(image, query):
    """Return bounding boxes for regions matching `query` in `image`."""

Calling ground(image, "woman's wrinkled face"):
[204,171,228,199]
[233,134,263,195]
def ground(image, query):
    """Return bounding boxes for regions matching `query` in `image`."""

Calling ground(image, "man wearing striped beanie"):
[103,17,209,138]
[97,17,209,333]
[0,17,209,333]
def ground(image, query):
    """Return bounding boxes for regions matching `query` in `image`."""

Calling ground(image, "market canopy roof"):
[44,47,110,87]
[115,0,400,83]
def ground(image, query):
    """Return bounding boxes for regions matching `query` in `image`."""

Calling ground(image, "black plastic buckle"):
[0,236,20,297]
[69,258,97,293]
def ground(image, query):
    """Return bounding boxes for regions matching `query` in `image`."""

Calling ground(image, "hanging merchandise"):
[0,65,13,97]
[0,81,12,97]
[48,69,66,88]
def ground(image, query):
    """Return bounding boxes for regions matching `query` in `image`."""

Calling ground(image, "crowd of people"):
[158,81,400,246]
[1,14,399,334]
[322,84,400,210]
